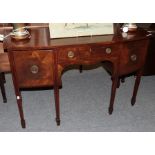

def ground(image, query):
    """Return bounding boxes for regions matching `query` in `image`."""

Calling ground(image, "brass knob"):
[68,51,75,58]
[130,54,137,61]
[105,48,112,54]
[30,65,39,74]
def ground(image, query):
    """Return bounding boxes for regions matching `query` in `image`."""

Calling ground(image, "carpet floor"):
[0,67,155,131]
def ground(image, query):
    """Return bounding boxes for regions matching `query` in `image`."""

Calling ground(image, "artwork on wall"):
[49,23,114,39]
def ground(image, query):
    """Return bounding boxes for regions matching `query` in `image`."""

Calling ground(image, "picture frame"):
[49,23,114,39]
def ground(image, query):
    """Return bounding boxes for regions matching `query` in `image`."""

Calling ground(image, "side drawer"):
[119,39,149,75]
[12,50,54,88]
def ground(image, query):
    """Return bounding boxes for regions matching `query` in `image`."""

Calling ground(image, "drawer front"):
[119,39,149,75]
[13,50,54,88]
[90,44,118,58]
[79,44,119,61]
[58,45,119,64]
[58,47,79,62]
[78,46,91,58]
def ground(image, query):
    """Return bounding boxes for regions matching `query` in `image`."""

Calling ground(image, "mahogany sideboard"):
[4,27,150,128]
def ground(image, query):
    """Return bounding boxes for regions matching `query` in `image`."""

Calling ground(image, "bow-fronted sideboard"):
[4,27,150,128]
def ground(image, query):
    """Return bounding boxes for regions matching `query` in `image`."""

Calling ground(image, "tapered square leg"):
[1,73,6,83]
[131,70,142,106]
[54,86,60,126]
[21,119,26,128]
[16,96,26,128]
[79,65,83,73]
[55,118,60,126]
[117,78,120,88]
[109,77,119,115]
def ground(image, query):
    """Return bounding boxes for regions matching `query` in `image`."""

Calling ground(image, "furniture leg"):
[8,52,26,128]
[0,72,7,103]
[79,65,83,73]
[109,76,119,115]
[1,72,6,83]
[131,69,142,106]
[53,52,60,126]
[121,77,125,83]
[117,78,120,88]
[16,95,26,128]
[54,85,60,126]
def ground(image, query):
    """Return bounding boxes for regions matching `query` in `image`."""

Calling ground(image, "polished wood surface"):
[13,50,54,88]
[4,27,148,49]
[4,27,150,128]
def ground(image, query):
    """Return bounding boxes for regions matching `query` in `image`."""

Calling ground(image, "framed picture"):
[49,23,114,39]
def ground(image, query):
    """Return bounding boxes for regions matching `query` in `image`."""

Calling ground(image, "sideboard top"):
[4,27,150,51]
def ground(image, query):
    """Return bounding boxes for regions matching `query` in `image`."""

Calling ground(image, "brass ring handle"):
[130,54,137,61]
[68,51,75,58]
[30,65,39,74]
[105,48,112,54]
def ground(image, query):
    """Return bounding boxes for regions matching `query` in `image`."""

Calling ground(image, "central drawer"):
[12,50,54,88]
